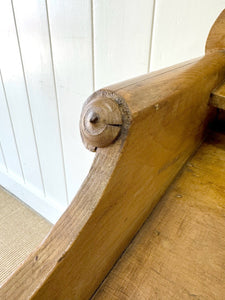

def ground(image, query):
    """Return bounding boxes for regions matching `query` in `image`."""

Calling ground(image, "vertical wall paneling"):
[0,71,23,179]
[47,0,94,201]
[1,0,224,222]
[93,0,154,90]
[11,0,68,206]
[147,0,156,73]
[0,1,45,195]
[150,0,225,71]
[0,142,7,171]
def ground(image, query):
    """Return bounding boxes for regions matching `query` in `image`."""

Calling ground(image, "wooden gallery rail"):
[1,10,225,300]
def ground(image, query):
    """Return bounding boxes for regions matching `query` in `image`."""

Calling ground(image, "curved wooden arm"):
[206,9,225,53]
[1,11,225,300]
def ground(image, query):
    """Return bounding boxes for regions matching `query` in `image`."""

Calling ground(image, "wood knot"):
[80,97,122,151]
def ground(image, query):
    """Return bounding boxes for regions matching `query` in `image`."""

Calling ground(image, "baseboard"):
[0,167,66,224]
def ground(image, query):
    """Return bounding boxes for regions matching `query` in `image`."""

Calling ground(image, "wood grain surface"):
[93,130,225,300]
[2,13,225,298]
[210,81,225,110]
[1,51,225,300]
[206,9,225,53]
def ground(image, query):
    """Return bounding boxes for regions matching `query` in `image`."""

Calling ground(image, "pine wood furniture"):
[1,10,225,300]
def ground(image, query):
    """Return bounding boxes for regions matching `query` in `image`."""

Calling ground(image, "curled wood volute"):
[80,96,123,151]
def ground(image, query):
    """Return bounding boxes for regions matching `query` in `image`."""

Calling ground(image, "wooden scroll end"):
[205,9,225,53]
[80,95,123,152]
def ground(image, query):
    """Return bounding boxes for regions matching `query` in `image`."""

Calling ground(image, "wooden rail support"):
[210,82,225,110]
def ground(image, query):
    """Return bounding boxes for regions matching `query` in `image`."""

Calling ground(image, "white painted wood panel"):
[0,168,64,223]
[0,1,224,222]
[93,0,154,90]
[47,0,94,201]
[0,1,44,194]
[12,0,68,206]
[0,72,23,179]
[150,0,225,71]
[0,143,7,172]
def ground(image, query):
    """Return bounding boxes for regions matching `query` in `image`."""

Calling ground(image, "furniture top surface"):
[94,129,225,300]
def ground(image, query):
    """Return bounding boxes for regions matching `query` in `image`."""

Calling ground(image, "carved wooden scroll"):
[1,10,225,300]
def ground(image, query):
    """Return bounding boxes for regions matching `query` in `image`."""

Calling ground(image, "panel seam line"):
[0,141,8,171]
[147,0,156,73]
[45,0,69,205]
[0,70,25,181]
[91,0,96,91]
[11,0,46,195]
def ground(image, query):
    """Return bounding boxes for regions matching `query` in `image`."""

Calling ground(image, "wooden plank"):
[210,80,225,110]
[93,0,154,89]
[46,0,94,201]
[1,50,225,299]
[12,0,67,206]
[93,131,225,300]
[150,1,225,71]
[0,1,44,192]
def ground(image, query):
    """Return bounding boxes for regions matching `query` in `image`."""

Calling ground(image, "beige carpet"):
[0,186,52,286]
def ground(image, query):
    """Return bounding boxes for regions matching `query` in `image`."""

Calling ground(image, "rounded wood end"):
[80,97,122,151]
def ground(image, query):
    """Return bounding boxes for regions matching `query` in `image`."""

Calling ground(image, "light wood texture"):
[1,1,225,221]
[1,1,224,221]
[210,81,225,110]
[80,96,122,151]
[0,186,52,287]
[206,9,225,53]
[1,50,225,299]
[93,131,225,300]
[2,12,225,300]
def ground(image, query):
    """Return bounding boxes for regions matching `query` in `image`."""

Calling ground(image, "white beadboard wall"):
[0,0,224,223]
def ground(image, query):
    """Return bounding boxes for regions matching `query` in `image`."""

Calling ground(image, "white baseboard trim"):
[0,167,66,224]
